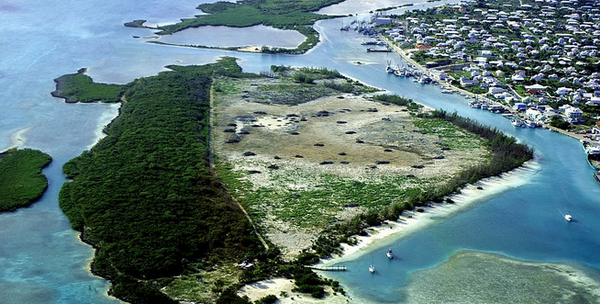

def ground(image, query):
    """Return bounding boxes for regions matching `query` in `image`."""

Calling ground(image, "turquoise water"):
[1,0,599,303]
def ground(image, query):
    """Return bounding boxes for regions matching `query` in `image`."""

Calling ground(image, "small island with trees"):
[0,148,52,212]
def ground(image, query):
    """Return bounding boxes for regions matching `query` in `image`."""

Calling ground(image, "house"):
[513,103,528,111]
[489,87,507,94]
[586,96,600,106]
[460,77,479,87]
[564,106,583,122]
[556,87,573,96]
[512,70,526,82]
[525,84,547,95]
[526,108,544,121]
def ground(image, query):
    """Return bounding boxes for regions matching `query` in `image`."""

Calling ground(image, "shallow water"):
[2,0,600,303]
[156,25,306,48]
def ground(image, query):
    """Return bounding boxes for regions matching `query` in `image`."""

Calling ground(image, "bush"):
[256,294,278,304]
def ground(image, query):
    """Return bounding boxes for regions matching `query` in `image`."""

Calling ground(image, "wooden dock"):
[307,265,347,271]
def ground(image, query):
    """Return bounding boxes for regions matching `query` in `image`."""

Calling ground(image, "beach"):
[238,160,541,303]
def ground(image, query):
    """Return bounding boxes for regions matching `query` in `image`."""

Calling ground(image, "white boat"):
[511,119,524,127]
[565,214,572,222]
[524,120,538,128]
[418,75,432,84]
[386,249,394,259]
[369,265,375,273]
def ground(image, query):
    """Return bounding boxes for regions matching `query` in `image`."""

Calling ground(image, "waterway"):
[1,0,599,303]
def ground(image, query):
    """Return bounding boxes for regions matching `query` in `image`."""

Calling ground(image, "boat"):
[441,89,454,94]
[369,264,375,273]
[594,173,600,186]
[386,249,394,259]
[367,47,392,52]
[511,119,524,127]
[524,120,538,128]
[418,75,432,84]
[361,40,379,45]
[581,140,600,156]
[565,214,572,222]
[385,64,394,74]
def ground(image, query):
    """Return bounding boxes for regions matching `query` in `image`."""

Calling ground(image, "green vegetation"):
[58,58,264,303]
[0,148,52,212]
[217,161,443,228]
[310,107,533,256]
[145,0,346,54]
[549,116,570,130]
[245,65,377,105]
[372,94,423,111]
[51,69,126,103]
[413,118,486,150]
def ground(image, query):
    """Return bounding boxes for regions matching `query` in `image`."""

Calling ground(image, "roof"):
[525,84,547,90]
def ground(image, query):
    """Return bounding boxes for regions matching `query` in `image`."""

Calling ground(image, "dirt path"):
[209,85,269,251]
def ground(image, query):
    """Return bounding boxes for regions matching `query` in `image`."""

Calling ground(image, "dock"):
[307,265,347,271]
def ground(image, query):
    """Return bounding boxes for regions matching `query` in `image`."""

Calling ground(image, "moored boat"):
[386,249,394,259]
[511,119,524,127]
[369,265,375,273]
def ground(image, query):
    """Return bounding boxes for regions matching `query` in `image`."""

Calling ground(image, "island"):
[54,58,532,303]
[126,0,348,54]
[0,148,52,212]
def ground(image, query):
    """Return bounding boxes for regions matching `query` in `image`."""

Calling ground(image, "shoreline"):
[383,36,596,145]
[319,160,540,266]
[239,160,541,303]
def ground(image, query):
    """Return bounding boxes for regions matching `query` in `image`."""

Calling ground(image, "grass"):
[0,148,52,212]
[413,118,486,150]
[218,161,444,228]
[162,265,244,303]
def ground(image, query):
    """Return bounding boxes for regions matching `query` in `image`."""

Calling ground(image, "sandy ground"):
[212,76,489,258]
[239,278,350,304]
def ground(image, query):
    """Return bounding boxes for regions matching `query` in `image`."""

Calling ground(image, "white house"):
[489,87,507,94]
[564,106,583,122]
[556,87,573,96]
[586,96,600,106]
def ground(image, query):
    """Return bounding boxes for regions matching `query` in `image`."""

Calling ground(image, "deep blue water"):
[1,0,599,303]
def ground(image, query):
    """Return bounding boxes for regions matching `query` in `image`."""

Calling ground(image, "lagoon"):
[155,25,306,49]
[1,0,600,303]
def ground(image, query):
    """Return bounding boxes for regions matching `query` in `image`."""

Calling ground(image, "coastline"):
[238,160,540,303]
[384,36,598,146]
[320,160,540,265]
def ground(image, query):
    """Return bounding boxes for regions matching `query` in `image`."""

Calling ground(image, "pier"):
[307,265,347,271]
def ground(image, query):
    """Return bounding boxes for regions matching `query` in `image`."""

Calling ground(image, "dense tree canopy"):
[0,148,52,212]
[58,58,263,303]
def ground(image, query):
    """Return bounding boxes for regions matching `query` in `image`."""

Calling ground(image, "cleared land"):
[212,75,490,258]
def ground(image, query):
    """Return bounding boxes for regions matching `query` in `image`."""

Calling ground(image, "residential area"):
[374,0,600,135]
